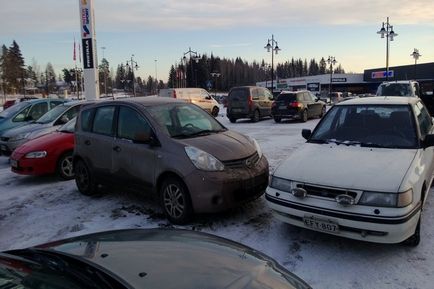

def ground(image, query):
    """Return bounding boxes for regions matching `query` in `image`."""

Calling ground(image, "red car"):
[10,118,75,180]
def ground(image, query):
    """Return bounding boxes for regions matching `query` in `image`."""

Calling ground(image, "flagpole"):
[74,37,80,100]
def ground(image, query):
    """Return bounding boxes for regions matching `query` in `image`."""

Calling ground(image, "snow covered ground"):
[1,110,434,289]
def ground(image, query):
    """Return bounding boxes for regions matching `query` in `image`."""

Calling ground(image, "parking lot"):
[1,111,434,289]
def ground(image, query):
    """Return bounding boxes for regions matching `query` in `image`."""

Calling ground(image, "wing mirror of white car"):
[423,134,434,148]
[302,129,312,140]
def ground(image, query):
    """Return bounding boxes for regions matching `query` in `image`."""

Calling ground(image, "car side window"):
[252,88,260,100]
[28,102,48,120]
[297,93,303,102]
[50,100,64,109]
[92,106,115,136]
[117,106,151,142]
[303,92,311,102]
[59,105,81,124]
[12,106,31,122]
[80,109,93,132]
[265,89,273,100]
[415,102,432,138]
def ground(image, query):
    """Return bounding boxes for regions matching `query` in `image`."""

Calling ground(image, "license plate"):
[279,106,286,109]
[10,159,18,168]
[232,108,242,112]
[303,216,339,233]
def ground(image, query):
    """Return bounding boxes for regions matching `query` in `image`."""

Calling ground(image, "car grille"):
[0,137,9,142]
[223,152,260,169]
[297,184,358,200]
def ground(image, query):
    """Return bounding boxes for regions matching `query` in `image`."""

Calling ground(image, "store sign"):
[82,38,94,68]
[371,70,394,79]
[332,78,347,83]
[307,82,320,91]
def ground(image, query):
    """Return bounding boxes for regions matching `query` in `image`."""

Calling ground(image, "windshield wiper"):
[172,129,224,139]
[326,139,363,146]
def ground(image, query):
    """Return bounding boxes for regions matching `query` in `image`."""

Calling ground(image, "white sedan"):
[266,97,434,246]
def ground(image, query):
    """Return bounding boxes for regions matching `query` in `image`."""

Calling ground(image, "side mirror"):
[423,134,434,148]
[269,97,274,101]
[205,95,212,100]
[302,129,312,140]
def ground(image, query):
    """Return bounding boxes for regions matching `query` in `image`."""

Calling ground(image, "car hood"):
[2,123,51,138]
[178,130,257,161]
[274,143,417,192]
[13,131,73,154]
[32,229,310,289]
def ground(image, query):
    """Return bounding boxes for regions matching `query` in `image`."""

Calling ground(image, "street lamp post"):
[377,17,398,81]
[210,72,221,98]
[410,48,421,79]
[327,56,337,97]
[183,47,200,87]
[264,35,281,92]
[125,55,139,97]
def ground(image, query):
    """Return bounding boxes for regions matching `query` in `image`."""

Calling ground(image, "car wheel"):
[74,159,98,196]
[301,110,308,122]
[404,215,421,247]
[274,116,281,123]
[160,177,193,224]
[229,117,237,123]
[57,151,74,180]
[320,106,326,118]
[211,106,219,117]
[251,110,260,123]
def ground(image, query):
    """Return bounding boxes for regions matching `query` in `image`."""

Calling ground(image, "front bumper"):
[265,191,420,244]
[185,156,269,213]
[10,152,57,176]
[0,139,25,156]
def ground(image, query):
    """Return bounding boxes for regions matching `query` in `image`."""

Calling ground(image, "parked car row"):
[5,88,434,248]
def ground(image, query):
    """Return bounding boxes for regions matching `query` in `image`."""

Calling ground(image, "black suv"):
[271,90,326,122]
[226,86,273,123]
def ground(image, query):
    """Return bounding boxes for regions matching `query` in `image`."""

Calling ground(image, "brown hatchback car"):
[74,97,269,224]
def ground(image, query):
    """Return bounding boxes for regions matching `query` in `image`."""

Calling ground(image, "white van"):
[158,88,220,117]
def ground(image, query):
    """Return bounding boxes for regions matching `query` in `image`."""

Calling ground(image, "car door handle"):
[113,146,121,152]
[84,140,91,146]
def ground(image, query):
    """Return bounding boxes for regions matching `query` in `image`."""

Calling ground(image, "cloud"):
[1,0,434,35]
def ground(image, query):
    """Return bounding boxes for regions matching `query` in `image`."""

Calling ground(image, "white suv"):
[266,97,434,246]
[376,81,421,97]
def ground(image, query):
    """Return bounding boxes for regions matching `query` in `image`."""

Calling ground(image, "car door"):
[81,105,116,182]
[111,105,156,190]
[305,92,320,117]
[263,88,273,116]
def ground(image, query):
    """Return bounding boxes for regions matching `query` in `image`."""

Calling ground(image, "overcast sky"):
[1,0,433,81]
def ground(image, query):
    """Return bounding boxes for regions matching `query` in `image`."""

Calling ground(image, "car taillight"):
[248,96,253,109]
[172,90,177,98]
[290,102,302,108]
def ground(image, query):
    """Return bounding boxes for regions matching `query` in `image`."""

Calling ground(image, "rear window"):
[277,93,297,102]
[229,88,249,101]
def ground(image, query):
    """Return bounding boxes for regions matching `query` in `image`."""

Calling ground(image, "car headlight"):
[247,137,263,160]
[358,189,413,208]
[25,151,47,159]
[270,176,295,192]
[10,132,30,141]
[184,146,224,171]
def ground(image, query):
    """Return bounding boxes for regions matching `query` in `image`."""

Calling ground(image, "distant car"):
[266,97,434,246]
[10,118,76,180]
[226,86,274,123]
[0,101,85,156]
[2,96,39,110]
[328,92,344,103]
[74,97,269,224]
[376,80,421,97]
[0,98,67,137]
[158,88,220,117]
[271,90,326,123]
[0,229,311,289]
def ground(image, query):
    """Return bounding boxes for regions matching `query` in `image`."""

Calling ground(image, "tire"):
[251,110,260,123]
[160,177,193,224]
[320,106,326,118]
[229,118,237,123]
[301,109,308,122]
[274,116,281,123]
[211,106,219,117]
[57,151,74,180]
[74,159,98,196]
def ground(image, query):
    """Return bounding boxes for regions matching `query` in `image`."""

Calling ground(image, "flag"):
[73,37,76,61]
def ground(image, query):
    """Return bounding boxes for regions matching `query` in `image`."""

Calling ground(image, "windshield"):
[36,104,69,124]
[147,103,226,138]
[310,104,418,149]
[376,83,412,96]
[0,101,30,118]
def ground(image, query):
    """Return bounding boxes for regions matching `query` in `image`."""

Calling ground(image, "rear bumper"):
[265,192,420,244]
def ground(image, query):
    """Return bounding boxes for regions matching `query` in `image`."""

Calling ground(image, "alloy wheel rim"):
[163,184,185,219]
[61,156,74,177]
